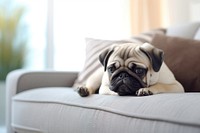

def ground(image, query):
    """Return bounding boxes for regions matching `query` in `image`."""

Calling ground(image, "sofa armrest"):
[6,69,78,94]
[6,69,78,133]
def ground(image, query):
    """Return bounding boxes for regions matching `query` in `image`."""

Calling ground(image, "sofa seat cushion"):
[12,87,200,133]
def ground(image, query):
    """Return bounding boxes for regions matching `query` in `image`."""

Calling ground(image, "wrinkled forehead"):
[114,43,138,59]
[108,43,150,67]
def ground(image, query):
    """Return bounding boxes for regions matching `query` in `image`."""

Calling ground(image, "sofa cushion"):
[151,34,200,92]
[73,29,166,88]
[73,38,131,88]
[166,22,200,39]
[12,88,200,133]
[195,28,200,40]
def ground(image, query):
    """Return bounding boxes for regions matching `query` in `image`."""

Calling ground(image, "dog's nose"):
[119,72,129,79]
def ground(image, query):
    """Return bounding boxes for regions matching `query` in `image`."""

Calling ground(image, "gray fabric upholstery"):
[6,70,77,133]
[166,22,200,39]
[12,88,200,133]
[194,28,200,40]
[6,22,200,133]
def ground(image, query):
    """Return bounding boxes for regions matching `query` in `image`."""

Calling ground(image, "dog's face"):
[99,43,164,96]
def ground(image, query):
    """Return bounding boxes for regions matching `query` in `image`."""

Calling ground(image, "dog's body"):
[77,43,184,97]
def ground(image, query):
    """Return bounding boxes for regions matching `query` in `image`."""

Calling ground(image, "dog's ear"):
[99,48,114,71]
[139,43,164,72]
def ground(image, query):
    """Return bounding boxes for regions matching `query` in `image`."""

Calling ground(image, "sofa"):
[6,22,200,133]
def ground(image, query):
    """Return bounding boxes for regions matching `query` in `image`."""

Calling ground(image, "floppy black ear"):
[99,48,114,71]
[139,43,164,72]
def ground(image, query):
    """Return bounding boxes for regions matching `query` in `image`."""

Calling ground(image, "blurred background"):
[0,0,200,132]
[1,0,200,74]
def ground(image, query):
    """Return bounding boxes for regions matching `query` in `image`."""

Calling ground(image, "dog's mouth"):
[110,70,146,96]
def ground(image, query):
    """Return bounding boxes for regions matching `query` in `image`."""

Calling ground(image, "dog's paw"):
[77,86,90,97]
[136,88,153,96]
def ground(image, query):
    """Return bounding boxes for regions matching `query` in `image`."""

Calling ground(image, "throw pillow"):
[151,34,200,92]
[73,29,166,88]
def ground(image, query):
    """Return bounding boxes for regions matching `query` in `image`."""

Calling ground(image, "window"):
[12,0,131,71]
[14,0,48,69]
[53,0,131,71]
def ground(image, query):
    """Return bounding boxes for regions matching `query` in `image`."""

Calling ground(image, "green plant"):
[0,6,27,81]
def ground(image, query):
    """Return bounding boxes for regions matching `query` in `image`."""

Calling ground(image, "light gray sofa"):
[6,22,200,133]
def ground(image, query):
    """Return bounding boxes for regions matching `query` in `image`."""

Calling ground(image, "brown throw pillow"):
[151,34,200,92]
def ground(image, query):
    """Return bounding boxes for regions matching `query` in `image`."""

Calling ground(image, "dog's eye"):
[108,66,116,73]
[135,68,146,76]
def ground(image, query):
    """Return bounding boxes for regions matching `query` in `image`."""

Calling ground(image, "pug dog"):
[77,42,184,97]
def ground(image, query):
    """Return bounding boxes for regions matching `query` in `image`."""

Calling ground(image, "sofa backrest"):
[166,22,200,40]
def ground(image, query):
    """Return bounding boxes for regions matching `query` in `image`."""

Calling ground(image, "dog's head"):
[99,43,164,96]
